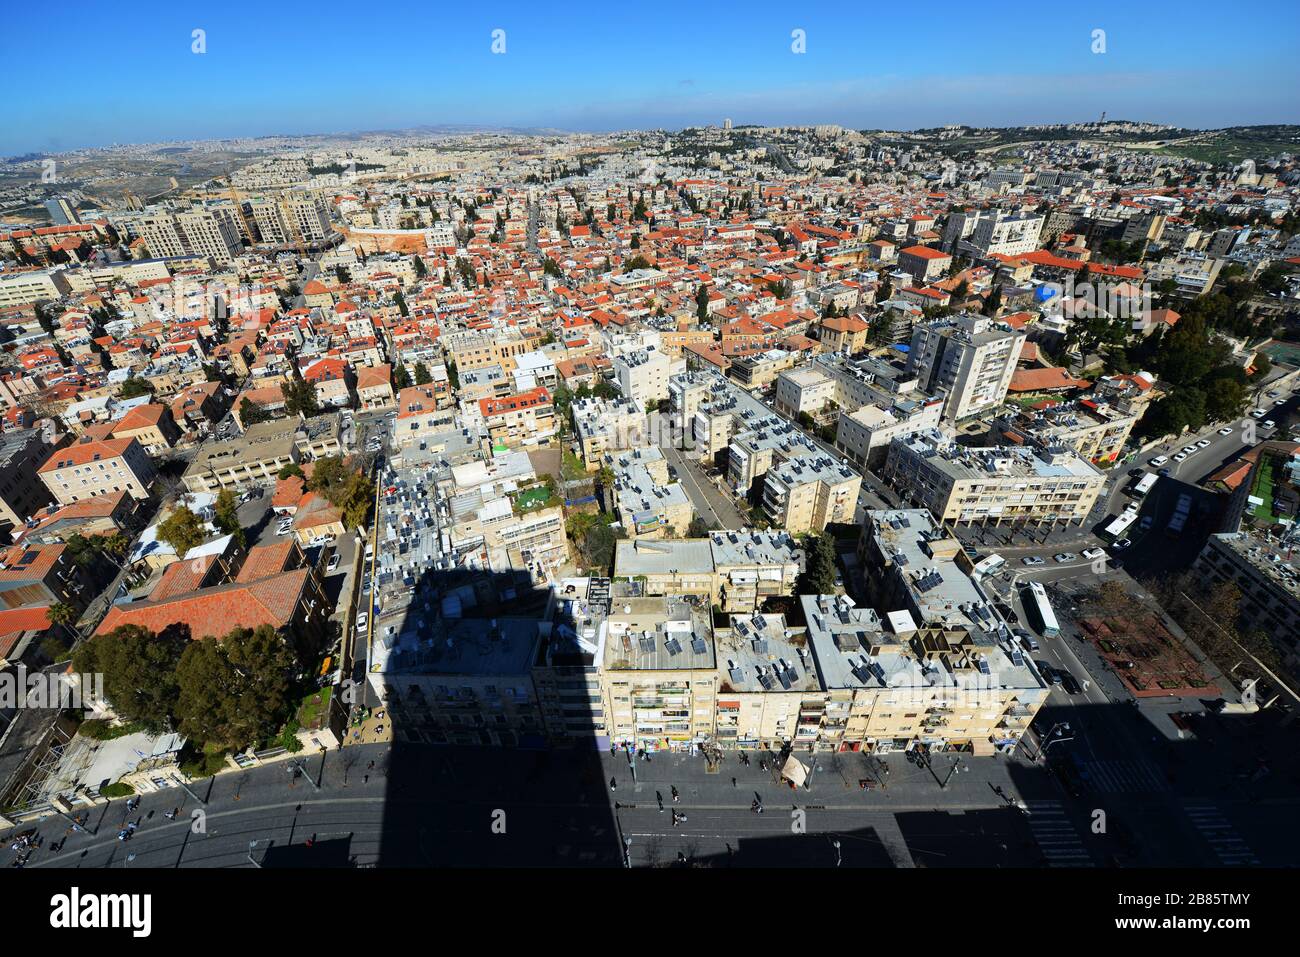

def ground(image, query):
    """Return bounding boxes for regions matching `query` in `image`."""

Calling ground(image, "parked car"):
[1139,516,1154,530]
[276,519,294,536]
[1196,439,1211,449]
[1038,662,1062,684]
[1014,629,1040,652]
[1218,427,1233,435]
[1181,445,1197,455]
[1252,408,1267,418]
[1060,672,1083,695]
[1264,420,1276,430]
[1149,455,1168,467]
[326,553,341,573]
[1173,452,1188,462]
[1081,547,1106,561]
[1053,552,1077,563]
[1111,538,1132,550]
[1021,555,1046,566]
[355,613,368,632]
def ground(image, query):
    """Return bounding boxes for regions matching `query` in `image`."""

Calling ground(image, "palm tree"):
[47,602,79,628]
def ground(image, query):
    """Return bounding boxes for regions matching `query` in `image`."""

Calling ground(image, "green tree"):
[578,523,623,573]
[72,625,186,734]
[213,489,246,548]
[982,283,1002,316]
[63,533,102,568]
[1203,377,1246,422]
[795,533,837,595]
[281,378,320,417]
[240,397,272,425]
[687,516,717,538]
[414,362,432,386]
[118,377,154,399]
[157,505,206,556]
[393,363,413,391]
[174,625,299,752]
[278,462,305,481]
[46,602,79,628]
[307,455,374,530]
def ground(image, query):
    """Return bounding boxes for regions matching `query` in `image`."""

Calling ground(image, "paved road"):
[662,442,748,529]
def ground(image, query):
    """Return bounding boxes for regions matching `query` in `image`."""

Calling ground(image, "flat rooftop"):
[601,596,715,672]
[615,537,714,577]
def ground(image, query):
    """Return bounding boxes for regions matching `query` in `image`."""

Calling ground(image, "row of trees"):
[73,623,302,753]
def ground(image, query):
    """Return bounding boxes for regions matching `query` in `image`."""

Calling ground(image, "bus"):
[1025,580,1061,638]
[1101,509,1139,541]
[1132,472,1158,497]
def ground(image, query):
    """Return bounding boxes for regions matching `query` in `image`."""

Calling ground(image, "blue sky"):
[4,0,1297,154]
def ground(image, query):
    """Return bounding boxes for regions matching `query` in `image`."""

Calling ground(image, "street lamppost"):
[287,758,321,792]
[1038,722,1073,761]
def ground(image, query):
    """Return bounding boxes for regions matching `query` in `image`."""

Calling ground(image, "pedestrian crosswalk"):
[1183,802,1260,866]
[1024,801,1094,867]
[1077,758,1167,793]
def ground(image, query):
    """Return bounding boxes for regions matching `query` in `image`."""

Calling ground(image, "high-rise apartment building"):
[907,313,1025,422]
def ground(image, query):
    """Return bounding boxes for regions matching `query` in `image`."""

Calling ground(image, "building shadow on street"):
[372,566,622,866]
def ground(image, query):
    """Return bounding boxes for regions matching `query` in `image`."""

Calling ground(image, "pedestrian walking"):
[609,776,617,791]
[656,792,664,812]
[363,773,369,784]
[671,785,679,803]
[732,777,737,787]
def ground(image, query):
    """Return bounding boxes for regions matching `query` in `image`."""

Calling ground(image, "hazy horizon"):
[4,0,1297,156]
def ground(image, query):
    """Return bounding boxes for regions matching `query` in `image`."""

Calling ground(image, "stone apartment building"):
[38,436,155,506]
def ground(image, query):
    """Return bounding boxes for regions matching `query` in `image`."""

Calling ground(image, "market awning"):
[781,755,808,787]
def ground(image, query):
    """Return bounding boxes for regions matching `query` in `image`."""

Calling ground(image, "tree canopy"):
[157,505,206,556]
